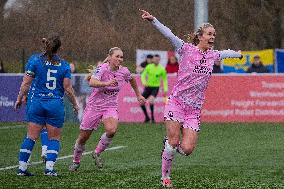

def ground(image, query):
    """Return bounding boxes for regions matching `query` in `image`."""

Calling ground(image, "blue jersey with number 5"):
[26,54,71,99]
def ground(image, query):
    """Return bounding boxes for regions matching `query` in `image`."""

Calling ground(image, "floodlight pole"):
[194,0,208,31]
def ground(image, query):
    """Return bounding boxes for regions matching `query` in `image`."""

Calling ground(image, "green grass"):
[0,122,283,189]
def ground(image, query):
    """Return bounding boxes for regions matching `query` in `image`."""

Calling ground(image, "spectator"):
[212,59,223,73]
[136,54,153,73]
[247,55,268,73]
[166,56,179,73]
[0,59,6,73]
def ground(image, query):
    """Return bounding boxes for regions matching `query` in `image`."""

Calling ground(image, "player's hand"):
[105,79,118,87]
[163,96,169,104]
[22,95,27,104]
[137,95,146,105]
[14,99,22,110]
[139,9,154,21]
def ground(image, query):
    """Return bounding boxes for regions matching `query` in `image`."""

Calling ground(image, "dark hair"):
[42,34,61,63]
[146,54,153,59]
[187,23,214,45]
[154,54,160,58]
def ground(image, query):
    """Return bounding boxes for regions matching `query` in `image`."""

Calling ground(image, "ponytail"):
[42,34,61,63]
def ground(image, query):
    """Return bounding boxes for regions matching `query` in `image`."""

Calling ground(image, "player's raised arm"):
[15,75,33,110]
[139,9,184,51]
[220,50,243,59]
[63,78,79,113]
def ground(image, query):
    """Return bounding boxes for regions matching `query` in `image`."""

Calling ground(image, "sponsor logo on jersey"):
[192,65,212,75]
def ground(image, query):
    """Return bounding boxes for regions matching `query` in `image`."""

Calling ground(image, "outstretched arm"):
[220,50,243,59]
[140,9,184,51]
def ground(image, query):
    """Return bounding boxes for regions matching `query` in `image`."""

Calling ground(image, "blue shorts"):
[27,98,65,128]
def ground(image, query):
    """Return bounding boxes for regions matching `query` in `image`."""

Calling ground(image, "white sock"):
[42,145,47,157]
[46,161,55,171]
[19,161,27,171]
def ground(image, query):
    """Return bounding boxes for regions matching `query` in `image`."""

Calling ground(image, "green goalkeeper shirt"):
[141,63,168,92]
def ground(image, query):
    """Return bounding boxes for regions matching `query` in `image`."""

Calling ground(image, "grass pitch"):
[0,122,283,189]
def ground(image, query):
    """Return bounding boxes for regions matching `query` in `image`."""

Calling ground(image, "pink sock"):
[95,133,112,156]
[72,142,85,163]
[161,140,175,179]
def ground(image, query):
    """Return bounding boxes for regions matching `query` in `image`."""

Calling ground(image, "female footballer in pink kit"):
[69,47,146,171]
[140,10,243,187]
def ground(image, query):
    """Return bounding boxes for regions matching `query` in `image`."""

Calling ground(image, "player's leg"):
[161,120,180,187]
[69,109,100,171]
[44,124,62,176]
[44,99,65,176]
[18,122,43,176]
[177,128,198,156]
[69,129,93,171]
[40,127,48,162]
[140,87,150,122]
[161,97,185,187]
[18,99,45,176]
[93,110,118,168]
[148,95,155,123]
[149,87,159,123]
[177,108,200,156]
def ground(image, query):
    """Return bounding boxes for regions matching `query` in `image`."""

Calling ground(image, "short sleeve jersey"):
[171,43,221,109]
[25,54,71,99]
[86,63,132,110]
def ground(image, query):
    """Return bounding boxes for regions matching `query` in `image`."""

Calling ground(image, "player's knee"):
[182,145,195,156]
[106,128,117,138]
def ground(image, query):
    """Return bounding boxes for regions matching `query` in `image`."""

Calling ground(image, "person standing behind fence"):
[166,56,179,74]
[15,34,79,176]
[140,54,168,123]
[140,9,243,187]
[246,55,268,73]
[69,47,146,171]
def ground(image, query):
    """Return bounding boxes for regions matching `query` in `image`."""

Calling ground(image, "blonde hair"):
[102,47,122,63]
[85,47,122,81]
[186,23,214,45]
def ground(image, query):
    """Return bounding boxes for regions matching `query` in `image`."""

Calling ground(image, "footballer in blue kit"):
[15,35,79,176]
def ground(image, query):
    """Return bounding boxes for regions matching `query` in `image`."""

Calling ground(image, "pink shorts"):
[80,108,118,130]
[164,97,201,132]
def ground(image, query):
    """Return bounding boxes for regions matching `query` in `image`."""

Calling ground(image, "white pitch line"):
[0,146,126,171]
[0,125,25,130]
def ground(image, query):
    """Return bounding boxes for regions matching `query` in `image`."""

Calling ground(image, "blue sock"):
[18,137,35,171]
[40,129,48,156]
[46,140,60,171]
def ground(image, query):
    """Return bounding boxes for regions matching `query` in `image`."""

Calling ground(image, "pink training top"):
[86,63,132,110]
[171,43,220,109]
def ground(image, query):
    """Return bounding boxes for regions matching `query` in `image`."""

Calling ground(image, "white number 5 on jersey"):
[46,69,57,90]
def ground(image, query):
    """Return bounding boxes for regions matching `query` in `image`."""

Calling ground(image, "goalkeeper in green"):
[140,54,168,123]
